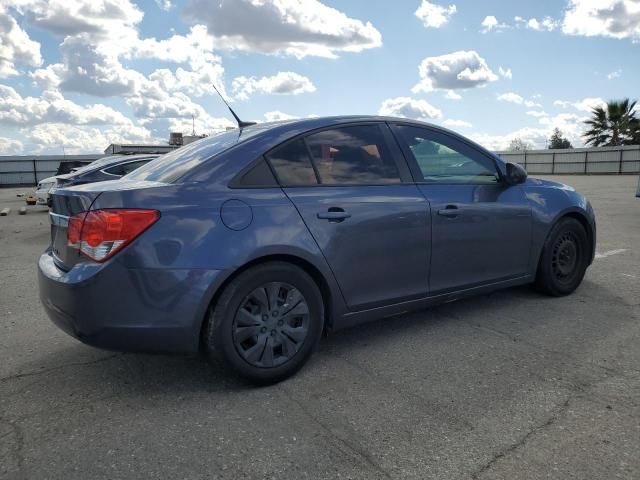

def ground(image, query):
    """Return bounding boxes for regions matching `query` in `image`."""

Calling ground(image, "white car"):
[35,176,57,206]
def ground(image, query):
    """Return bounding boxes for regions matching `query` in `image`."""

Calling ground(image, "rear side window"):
[266,138,318,185]
[305,125,401,185]
[231,158,278,187]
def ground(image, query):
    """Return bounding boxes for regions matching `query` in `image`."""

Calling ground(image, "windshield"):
[125,126,267,183]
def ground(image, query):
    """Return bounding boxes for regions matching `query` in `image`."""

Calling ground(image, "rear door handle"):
[437,205,460,217]
[317,208,351,222]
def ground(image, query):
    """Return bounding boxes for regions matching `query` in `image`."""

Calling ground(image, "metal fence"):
[0,154,103,186]
[497,145,640,175]
[1,145,640,187]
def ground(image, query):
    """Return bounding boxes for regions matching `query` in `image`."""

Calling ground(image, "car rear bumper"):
[38,251,224,353]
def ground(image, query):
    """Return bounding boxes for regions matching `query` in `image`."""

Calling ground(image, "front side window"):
[395,125,499,184]
[305,125,401,185]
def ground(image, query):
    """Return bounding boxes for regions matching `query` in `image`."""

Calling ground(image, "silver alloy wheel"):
[232,282,310,368]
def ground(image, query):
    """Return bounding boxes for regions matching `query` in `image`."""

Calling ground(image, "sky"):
[0,0,639,155]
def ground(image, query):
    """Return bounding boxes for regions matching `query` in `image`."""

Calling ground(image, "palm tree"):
[583,98,639,146]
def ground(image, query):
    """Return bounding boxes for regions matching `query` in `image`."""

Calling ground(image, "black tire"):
[535,218,589,296]
[205,262,324,384]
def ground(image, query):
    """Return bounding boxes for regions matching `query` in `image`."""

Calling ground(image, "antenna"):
[191,115,195,136]
[211,84,257,129]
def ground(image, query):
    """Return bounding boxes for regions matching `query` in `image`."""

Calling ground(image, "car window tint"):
[266,138,318,185]
[395,125,498,184]
[234,158,278,187]
[305,125,401,184]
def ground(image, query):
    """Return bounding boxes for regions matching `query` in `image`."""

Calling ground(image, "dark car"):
[54,154,159,188]
[39,116,596,383]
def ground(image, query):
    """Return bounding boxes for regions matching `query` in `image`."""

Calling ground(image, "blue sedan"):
[38,116,596,383]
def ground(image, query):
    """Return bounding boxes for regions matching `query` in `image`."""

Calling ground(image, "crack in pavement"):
[278,385,394,479]
[470,396,572,480]
[0,353,124,384]
[0,416,25,480]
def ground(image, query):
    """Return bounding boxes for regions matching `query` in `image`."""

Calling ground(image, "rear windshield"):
[68,155,126,175]
[125,127,266,183]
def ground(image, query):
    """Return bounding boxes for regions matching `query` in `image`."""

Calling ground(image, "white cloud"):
[526,110,548,117]
[0,5,42,77]
[0,83,138,127]
[554,97,606,112]
[443,119,472,128]
[498,66,512,79]
[480,15,509,33]
[10,0,142,54]
[232,72,316,101]
[412,50,498,93]
[516,16,559,31]
[415,1,456,28]
[445,90,462,100]
[497,92,542,108]
[378,97,442,120]
[22,123,153,155]
[184,0,382,59]
[562,0,640,42]
[607,69,622,79]
[264,111,299,122]
[155,0,172,11]
[471,112,588,150]
[0,136,23,154]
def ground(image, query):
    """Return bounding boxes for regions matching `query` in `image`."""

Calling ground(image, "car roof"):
[58,154,160,179]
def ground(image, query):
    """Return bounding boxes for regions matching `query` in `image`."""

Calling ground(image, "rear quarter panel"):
[90,181,346,329]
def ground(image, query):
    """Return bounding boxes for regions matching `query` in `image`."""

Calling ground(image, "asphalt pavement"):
[0,175,638,479]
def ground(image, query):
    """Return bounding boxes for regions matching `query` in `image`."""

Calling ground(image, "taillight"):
[67,209,159,262]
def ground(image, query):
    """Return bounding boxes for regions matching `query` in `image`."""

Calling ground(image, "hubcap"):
[232,282,310,368]
[551,233,579,281]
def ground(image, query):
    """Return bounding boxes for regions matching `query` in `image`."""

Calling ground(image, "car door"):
[391,123,532,293]
[267,123,431,310]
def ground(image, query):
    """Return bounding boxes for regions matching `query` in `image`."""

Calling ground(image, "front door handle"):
[437,205,460,217]
[317,208,351,222]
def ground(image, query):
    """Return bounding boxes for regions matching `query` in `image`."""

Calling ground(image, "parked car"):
[35,177,58,205]
[53,154,159,188]
[35,154,158,206]
[39,116,596,383]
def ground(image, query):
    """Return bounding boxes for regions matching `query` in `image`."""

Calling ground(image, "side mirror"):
[505,162,527,185]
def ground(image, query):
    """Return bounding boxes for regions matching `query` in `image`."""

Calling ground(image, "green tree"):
[548,128,573,149]
[583,98,639,146]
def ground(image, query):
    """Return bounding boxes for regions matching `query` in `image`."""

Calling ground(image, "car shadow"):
[17,278,615,398]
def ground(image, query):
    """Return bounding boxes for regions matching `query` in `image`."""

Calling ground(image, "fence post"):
[584,151,588,174]
[618,147,624,174]
[551,151,555,174]
[32,158,37,186]
[523,151,527,170]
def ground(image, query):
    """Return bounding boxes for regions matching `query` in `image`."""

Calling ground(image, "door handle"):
[317,208,351,222]
[437,205,460,217]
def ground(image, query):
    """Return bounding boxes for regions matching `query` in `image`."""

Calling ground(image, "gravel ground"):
[0,175,639,480]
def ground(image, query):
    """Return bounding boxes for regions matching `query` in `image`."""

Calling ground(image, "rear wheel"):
[535,218,589,296]
[205,262,324,384]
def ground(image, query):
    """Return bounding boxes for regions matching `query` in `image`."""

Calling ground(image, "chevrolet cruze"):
[39,116,596,383]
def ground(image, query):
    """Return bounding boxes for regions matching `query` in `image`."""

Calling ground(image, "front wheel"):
[205,262,324,384]
[535,218,589,296]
